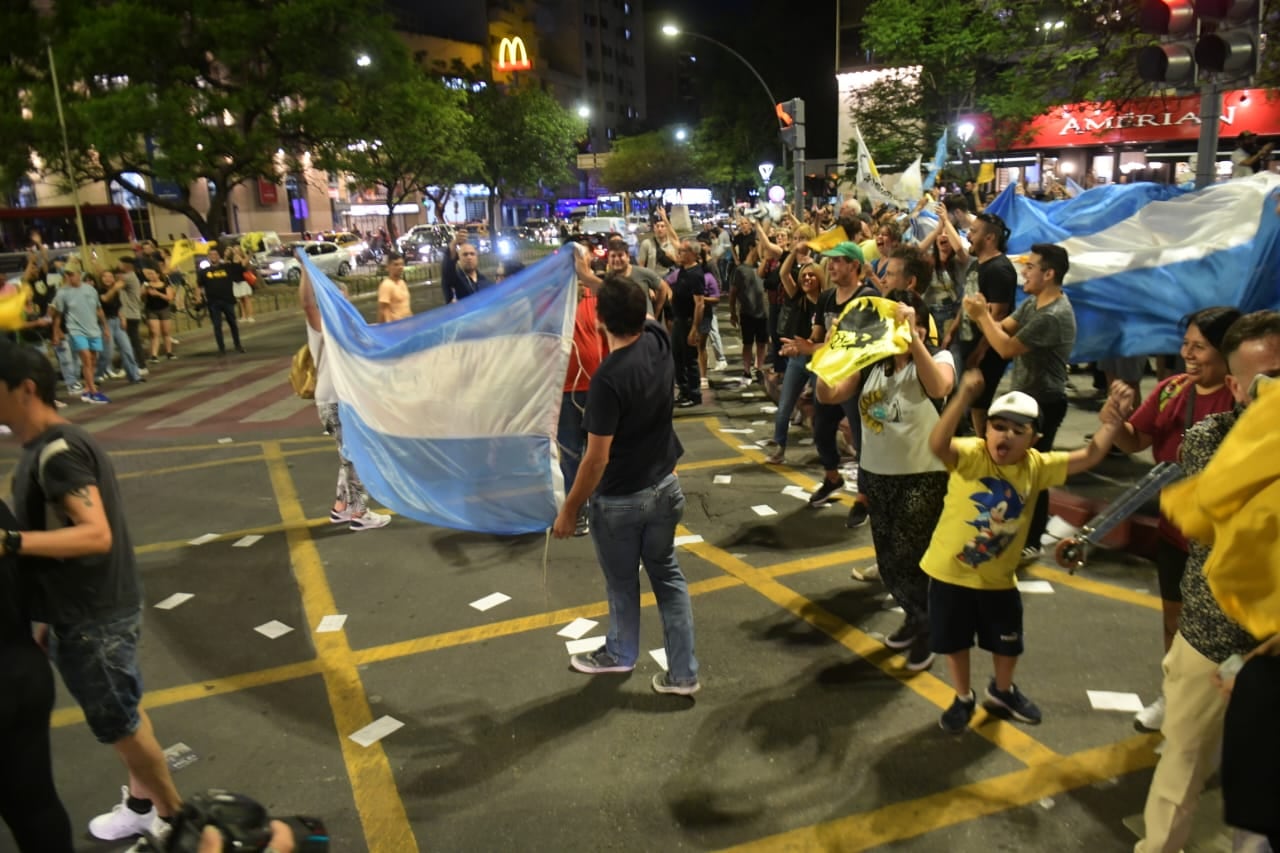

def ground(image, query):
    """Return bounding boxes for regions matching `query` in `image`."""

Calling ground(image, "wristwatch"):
[2,530,21,557]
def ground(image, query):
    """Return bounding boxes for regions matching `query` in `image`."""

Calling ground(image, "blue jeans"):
[557,391,588,495]
[589,473,698,685]
[49,608,144,744]
[95,316,141,382]
[54,339,79,388]
[772,355,813,446]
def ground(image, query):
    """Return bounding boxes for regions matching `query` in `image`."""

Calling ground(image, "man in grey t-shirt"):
[963,242,1076,558]
[50,268,109,404]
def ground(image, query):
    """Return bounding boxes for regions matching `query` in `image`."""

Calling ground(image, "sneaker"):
[1019,545,1042,565]
[69,382,84,392]
[845,500,870,528]
[89,391,111,404]
[147,356,159,364]
[138,367,149,377]
[700,377,709,389]
[349,509,391,531]
[246,317,256,323]
[675,397,699,408]
[129,377,147,384]
[652,671,701,696]
[904,633,935,671]
[884,615,921,649]
[329,506,353,523]
[850,563,880,581]
[54,400,68,409]
[1133,695,1165,733]
[89,786,157,840]
[713,359,729,371]
[765,447,785,465]
[573,515,590,537]
[80,392,95,404]
[940,691,977,733]
[166,353,178,360]
[808,476,845,505]
[570,648,633,674]
[235,347,246,354]
[983,678,1043,725]
[108,369,126,379]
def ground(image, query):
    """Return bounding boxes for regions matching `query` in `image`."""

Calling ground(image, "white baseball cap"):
[988,391,1041,430]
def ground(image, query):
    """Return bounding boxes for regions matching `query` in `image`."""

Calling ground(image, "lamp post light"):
[356,53,372,67]
[674,127,687,142]
[577,104,591,119]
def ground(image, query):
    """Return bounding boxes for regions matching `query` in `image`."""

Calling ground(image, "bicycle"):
[178,281,207,326]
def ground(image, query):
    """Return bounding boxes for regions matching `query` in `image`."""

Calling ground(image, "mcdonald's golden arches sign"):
[496,36,532,71]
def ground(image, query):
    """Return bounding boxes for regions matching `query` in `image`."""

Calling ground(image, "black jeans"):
[125,317,146,366]
[0,642,73,853]
[813,397,866,492]
[208,300,242,353]
[672,317,701,402]
[1026,394,1068,550]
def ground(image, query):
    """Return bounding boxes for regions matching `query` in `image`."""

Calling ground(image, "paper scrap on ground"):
[232,535,263,548]
[752,505,778,517]
[187,533,219,546]
[349,715,404,748]
[216,437,233,444]
[737,444,758,451]
[720,428,752,434]
[751,420,767,425]
[797,438,814,446]
[761,405,778,413]
[782,485,810,500]
[741,392,759,399]
[1087,690,1146,713]
[163,742,199,772]
[713,475,732,485]
[565,636,605,655]
[1017,580,1055,594]
[674,534,704,546]
[469,592,511,612]
[154,592,194,611]
[650,648,669,671]
[254,620,294,640]
[316,614,348,633]
[556,618,598,640]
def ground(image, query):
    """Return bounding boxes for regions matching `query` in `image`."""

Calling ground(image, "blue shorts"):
[928,578,1024,657]
[69,334,103,353]
[50,608,144,744]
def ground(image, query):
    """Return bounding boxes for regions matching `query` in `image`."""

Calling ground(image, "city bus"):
[0,204,137,252]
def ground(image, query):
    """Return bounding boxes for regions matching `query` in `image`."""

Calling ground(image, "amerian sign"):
[496,36,531,72]
[1005,88,1280,150]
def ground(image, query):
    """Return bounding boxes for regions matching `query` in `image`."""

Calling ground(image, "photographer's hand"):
[199,821,295,852]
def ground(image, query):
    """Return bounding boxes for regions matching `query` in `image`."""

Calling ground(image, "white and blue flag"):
[303,249,577,535]
[988,174,1280,361]
[923,128,948,192]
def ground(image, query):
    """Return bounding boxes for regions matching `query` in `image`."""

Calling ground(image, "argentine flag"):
[989,174,1280,362]
[302,249,577,535]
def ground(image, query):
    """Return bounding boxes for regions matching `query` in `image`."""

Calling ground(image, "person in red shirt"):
[558,268,608,537]
[1112,305,1241,733]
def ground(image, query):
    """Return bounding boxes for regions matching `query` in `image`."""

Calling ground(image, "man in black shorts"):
[943,211,1017,435]
[729,248,769,382]
[0,342,181,845]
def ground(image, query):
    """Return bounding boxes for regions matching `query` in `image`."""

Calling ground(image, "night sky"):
[644,0,840,160]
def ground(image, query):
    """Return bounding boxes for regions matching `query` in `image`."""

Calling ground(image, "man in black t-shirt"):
[196,246,244,355]
[551,276,700,696]
[0,342,181,843]
[664,239,707,407]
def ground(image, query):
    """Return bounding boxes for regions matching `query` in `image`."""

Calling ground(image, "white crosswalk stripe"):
[81,362,263,433]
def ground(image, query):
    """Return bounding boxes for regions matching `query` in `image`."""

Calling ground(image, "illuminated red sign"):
[257,178,278,206]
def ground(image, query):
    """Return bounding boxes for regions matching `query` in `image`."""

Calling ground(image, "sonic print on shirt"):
[958,477,1026,568]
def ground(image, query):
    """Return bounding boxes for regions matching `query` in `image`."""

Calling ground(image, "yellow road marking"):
[51,659,322,728]
[262,442,417,853]
[719,734,1160,852]
[679,528,1061,768]
[1030,565,1163,612]
[118,454,265,480]
[679,456,755,472]
[109,435,332,457]
[762,546,877,578]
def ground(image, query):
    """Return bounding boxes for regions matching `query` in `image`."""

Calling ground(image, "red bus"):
[0,204,137,252]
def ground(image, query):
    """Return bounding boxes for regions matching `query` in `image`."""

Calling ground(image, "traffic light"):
[777,98,805,150]
[1136,0,1263,85]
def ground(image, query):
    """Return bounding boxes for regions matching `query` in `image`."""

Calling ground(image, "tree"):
[690,109,776,207]
[7,0,409,239]
[468,84,581,226]
[842,70,926,174]
[315,70,477,236]
[600,130,698,199]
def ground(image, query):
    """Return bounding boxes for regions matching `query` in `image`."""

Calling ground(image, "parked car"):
[397,225,453,263]
[264,241,351,284]
[319,231,371,263]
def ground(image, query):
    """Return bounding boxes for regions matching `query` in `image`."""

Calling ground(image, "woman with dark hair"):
[1112,305,1242,733]
[814,288,956,671]
[919,201,969,339]
[765,250,827,465]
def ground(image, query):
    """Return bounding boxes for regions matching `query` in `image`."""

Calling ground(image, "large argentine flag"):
[303,250,577,535]
[989,174,1280,361]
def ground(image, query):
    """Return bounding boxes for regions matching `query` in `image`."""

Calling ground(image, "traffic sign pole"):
[1195,80,1222,189]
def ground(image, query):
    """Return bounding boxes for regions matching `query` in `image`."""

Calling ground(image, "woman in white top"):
[818,289,955,671]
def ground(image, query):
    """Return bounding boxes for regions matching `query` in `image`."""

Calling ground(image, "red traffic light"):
[1139,0,1196,34]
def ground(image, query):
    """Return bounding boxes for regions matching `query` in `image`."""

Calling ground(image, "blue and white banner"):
[992,175,1280,361]
[923,128,948,192]
[303,250,577,535]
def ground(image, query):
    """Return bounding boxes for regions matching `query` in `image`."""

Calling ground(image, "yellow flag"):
[0,284,32,332]
[806,226,849,253]
[168,238,197,272]
[976,162,996,185]
[1161,377,1280,640]
[807,296,912,385]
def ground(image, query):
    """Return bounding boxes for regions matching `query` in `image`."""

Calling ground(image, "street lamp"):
[577,104,591,119]
[674,127,687,142]
[356,53,372,67]
[957,122,975,146]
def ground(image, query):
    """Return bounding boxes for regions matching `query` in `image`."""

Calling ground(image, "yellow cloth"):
[923,438,1070,590]
[806,226,849,253]
[168,238,198,272]
[807,296,912,385]
[859,238,879,264]
[1162,379,1280,640]
[0,284,31,332]
[976,162,996,185]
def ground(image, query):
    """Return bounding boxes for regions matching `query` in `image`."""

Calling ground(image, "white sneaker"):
[850,563,880,581]
[349,509,391,531]
[1134,695,1166,733]
[89,786,157,840]
[713,359,729,371]
[124,815,172,852]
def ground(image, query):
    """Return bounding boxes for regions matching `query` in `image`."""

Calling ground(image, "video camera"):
[137,789,327,853]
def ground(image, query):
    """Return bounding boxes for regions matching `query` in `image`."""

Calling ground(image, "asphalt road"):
[0,279,1230,852]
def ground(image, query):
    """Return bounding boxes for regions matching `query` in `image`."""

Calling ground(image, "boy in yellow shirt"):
[926,369,1135,732]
